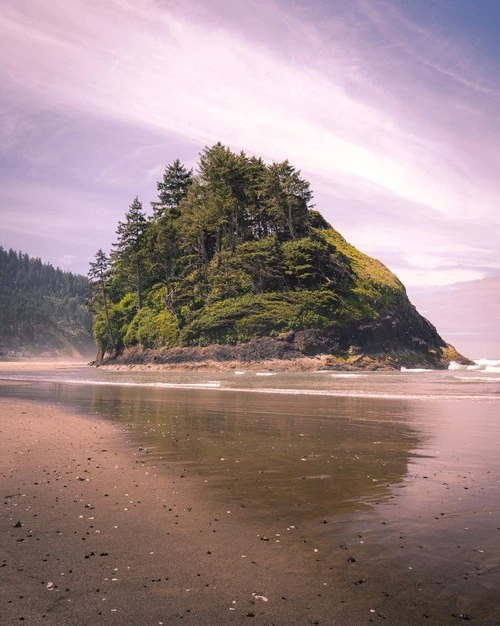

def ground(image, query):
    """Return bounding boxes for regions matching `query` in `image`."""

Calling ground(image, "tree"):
[112,197,148,309]
[243,156,269,239]
[88,249,116,356]
[197,143,252,252]
[152,159,192,219]
[178,180,219,271]
[0,247,92,355]
[148,160,192,305]
[263,161,313,239]
[87,143,355,357]
[146,215,178,281]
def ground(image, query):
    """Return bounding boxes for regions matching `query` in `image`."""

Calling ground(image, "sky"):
[1,1,499,312]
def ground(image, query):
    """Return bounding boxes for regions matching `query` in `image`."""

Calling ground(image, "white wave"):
[0,375,222,390]
[454,376,500,383]
[448,361,467,370]
[401,367,432,373]
[2,373,499,402]
[81,380,223,389]
[330,373,365,378]
[450,359,500,372]
[208,388,500,401]
[474,358,500,368]
[233,371,246,375]
[255,372,275,376]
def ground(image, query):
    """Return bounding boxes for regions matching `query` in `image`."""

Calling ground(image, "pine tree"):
[112,197,148,309]
[88,249,116,356]
[152,159,192,219]
[264,161,313,239]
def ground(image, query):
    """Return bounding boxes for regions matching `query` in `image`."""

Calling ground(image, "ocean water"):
[1,361,500,623]
[0,358,499,399]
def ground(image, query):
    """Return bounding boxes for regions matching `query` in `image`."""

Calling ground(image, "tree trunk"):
[136,260,142,309]
[287,201,295,239]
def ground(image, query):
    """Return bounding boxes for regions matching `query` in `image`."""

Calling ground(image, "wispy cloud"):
[355,0,497,94]
[0,0,499,285]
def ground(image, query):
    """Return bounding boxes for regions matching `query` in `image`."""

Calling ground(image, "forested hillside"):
[90,143,467,368]
[0,248,94,357]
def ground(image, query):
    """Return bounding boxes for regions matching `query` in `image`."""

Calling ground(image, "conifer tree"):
[264,161,313,239]
[152,159,192,219]
[88,249,116,355]
[112,197,148,309]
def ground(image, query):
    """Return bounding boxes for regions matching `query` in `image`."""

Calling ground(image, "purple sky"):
[1,0,499,352]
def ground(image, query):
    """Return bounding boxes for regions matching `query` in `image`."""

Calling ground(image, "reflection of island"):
[88,384,422,522]
[3,372,498,623]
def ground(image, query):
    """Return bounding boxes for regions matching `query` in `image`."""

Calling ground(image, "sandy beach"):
[2,374,499,625]
[1,396,401,626]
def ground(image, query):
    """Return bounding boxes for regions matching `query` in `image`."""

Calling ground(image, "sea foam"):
[449,359,500,373]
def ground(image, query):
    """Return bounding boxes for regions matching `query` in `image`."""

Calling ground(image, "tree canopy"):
[89,143,401,356]
[0,248,93,356]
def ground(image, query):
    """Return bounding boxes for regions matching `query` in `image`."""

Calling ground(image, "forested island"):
[0,248,93,358]
[88,143,470,370]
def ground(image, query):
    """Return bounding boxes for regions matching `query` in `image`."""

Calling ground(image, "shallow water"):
[1,362,500,399]
[1,364,500,623]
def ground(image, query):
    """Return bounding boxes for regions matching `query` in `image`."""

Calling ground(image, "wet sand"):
[0,397,388,626]
[2,396,498,625]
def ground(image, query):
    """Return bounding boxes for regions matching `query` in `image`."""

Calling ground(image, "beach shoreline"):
[0,360,89,370]
[97,356,334,372]
[0,397,387,625]
[2,380,499,624]
[0,355,395,373]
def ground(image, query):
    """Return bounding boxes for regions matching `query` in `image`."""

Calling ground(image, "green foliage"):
[321,228,405,312]
[112,196,148,308]
[206,251,253,302]
[234,237,285,293]
[113,293,139,337]
[145,215,177,282]
[206,237,284,301]
[124,308,178,349]
[0,247,93,356]
[89,143,407,355]
[154,310,179,348]
[181,290,338,345]
[92,310,114,354]
[152,159,192,219]
[281,235,352,289]
[92,292,138,355]
[309,210,331,230]
[321,228,404,294]
[263,160,313,239]
[123,308,155,348]
[88,249,116,354]
[123,285,179,349]
[145,284,170,312]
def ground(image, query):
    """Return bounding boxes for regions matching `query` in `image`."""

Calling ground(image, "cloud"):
[58,254,77,268]
[355,0,497,95]
[0,180,121,243]
[396,267,485,289]
[0,0,499,286]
